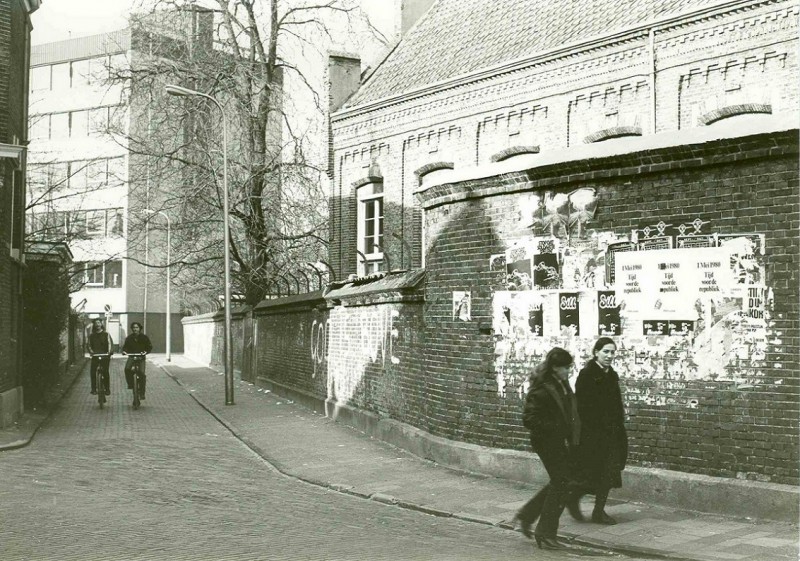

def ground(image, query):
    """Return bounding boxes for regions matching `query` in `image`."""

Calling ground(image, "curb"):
[0,358,88,452]
[160,364,697,561]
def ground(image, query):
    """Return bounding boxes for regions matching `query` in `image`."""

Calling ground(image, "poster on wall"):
[597,290,621,336]
[489,254,506,287]
[505,243,533,290]
[638,236,673,251]
[532,238,560,289]
[676,234,716,249]
[528,299,544,336]
[615,246,735,310]
[718,234,765,284]
[605,241,636,285]
[559,292,580,335]
[667,320,695,336]
[453,291,471,322]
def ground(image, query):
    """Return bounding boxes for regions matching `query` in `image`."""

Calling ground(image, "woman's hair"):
[130,322,143,330]
[592,337,617,355]
[531,347,573,383]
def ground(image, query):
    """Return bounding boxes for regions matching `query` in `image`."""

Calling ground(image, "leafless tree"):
[110,0,385,307]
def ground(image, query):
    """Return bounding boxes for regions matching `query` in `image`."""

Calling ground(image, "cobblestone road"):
[1,359,639,561]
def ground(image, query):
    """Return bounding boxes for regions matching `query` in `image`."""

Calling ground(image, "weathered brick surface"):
[419,131,799,484]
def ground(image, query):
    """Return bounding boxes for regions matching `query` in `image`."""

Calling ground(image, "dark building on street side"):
[0,0,40,427]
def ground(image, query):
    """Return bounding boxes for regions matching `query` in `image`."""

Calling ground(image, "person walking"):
[515,347,583,550]
[86,318,113,395]
[575,337,628,525]
[122,322,153,399]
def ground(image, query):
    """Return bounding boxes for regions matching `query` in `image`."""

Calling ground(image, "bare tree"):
[110,0,384,307]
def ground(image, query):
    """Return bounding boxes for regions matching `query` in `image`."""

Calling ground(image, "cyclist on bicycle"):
[87,318,114,395]
[122,322,153,399]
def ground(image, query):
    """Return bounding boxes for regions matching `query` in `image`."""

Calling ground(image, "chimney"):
[327,52,361,179]
[401,0,436,35]
[328,52,361,113]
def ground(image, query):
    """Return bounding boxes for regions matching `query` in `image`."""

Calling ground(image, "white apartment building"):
[27,28,178,351]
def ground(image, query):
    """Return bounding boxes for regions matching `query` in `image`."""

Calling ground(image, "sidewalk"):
[4,354,797,561]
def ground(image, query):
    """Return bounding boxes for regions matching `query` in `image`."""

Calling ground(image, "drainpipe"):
[649,27,657,134]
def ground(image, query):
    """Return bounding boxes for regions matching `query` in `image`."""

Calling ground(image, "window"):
[88,57,108,83]
[51,62,70,90]
[67,211,86,238]
[29,114,49,140]
[104,260,122,288]
[76,260,123,288]
[106,156,125,185]
[50,112,69,139]
[49,162,69,190]
[30,66,50,91]
[71,59,91,88]
[69,161,88,190]
[357,182,384,275]
[87,159,108,187]
[70,110,88,137]
[88,107,108,136]
[85,210,106,237]
[107,208,124,237]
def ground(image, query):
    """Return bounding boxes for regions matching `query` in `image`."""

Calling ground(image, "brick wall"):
[418,128,799,484]
[331,1,799,282]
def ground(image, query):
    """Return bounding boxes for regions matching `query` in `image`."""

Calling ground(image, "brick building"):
[324,0,799,485]
[0,0,40,427]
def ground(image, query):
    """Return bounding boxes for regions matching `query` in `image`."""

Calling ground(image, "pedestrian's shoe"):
[512,512,534,539]
[567,494,585,521]
[534,536,566,550]
[139,392,146,400]
[90,390,97,395]
[591,510,617,525]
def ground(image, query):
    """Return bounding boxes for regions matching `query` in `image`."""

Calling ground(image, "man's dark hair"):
[131,322,143,330]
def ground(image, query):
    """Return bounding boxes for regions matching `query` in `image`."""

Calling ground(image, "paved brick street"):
[1,358,639,561]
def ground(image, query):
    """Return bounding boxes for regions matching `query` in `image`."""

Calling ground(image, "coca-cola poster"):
[559,292,580,335]
[597,290,621,335]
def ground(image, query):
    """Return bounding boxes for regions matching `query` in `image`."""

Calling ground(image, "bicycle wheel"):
[97,367,106,408]
[132,364,140,410]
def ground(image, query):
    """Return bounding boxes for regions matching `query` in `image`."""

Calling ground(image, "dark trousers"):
[124,357,147,395]
[90,357,110,393]
[520,444,579,538]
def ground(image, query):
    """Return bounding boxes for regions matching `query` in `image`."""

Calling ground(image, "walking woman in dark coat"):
[575,337,628,525]
[516,347,583,550]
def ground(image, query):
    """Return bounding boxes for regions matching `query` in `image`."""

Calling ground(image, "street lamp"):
[142,209,171,362]
[166,83,234,406]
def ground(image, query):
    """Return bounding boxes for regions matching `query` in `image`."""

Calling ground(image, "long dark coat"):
[575,359,628,491]
[523,374,580,458]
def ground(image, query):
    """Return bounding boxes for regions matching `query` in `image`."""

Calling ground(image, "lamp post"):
[142,209,171,362]
[166,84,234,405]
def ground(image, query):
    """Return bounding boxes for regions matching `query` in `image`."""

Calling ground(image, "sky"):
[31,0,396,46]
[32,0,135,45]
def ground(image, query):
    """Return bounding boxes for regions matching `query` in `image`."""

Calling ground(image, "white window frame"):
[357,182,384,276]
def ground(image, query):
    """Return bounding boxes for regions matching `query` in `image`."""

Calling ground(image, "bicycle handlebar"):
[125,352,148,357]
[89,353,111,357]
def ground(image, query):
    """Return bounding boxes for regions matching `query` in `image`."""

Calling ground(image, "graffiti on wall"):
[326,306,400,404]
[491,195,773,405]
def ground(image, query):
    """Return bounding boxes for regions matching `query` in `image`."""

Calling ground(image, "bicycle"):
[126,352,147,410]
[90,353,111,409]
